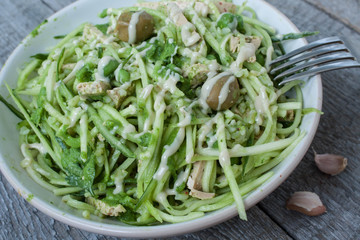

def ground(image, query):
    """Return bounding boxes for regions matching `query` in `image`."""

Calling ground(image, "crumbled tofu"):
[187,161,215,200]
[86,197,126,217]
[77,81,110,97]
[62,63,77,70]
[82,23,118,45]
[230,36,241,53]
[230,36,262,54]
[136,1,231,14]
[183,63,209,88]
[106,82,133,108]
[214,1,237,13]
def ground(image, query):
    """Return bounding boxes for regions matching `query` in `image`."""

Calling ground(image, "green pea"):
[103,59,119,77]
[217,13,237,31]
[117,69,130,83]
[236,15,245,33]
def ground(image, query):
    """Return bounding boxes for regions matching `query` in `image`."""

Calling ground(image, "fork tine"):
[270,44,349,74]
[278,60,360,85]
[269,36,343,66]
[273,52,355,80]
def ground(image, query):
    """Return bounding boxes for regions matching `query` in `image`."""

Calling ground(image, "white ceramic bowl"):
[0,0,322,238]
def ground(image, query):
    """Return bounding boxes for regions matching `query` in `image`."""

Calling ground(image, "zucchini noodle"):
[5,0,314,224]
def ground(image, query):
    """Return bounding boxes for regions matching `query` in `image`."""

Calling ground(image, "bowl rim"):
[0,0,322,238]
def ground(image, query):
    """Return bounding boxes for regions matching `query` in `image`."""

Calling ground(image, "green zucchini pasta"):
[5,0,314,224]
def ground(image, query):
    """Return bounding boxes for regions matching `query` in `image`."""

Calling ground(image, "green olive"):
[116,11,154,44]
[206,75,240,111]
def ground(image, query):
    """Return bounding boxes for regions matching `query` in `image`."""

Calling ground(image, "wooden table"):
[1,0,359,239]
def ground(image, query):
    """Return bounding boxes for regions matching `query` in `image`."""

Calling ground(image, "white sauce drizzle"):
[197,114,219,147]
[113,169,127,194]
[121,124,136,139]
[216,75,236,110]
[128,11,143,44]
[254,86,270,125]
[163,73,180,94]
[208,60,220,72]
[177,107,191,127]
[95,56,115,82]
[140,84,154,99]
[230,42,258,74]
[63,60,84,84]
[181,22,201,47]
[153,127,185,181]
[69,107,83,128]
[265,46,274,71]
[199,72,232,111]
[194,2,209,17]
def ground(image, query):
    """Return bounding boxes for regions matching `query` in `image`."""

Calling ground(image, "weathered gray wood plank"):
[0,0,290,239]
[0,0,54,67]
[261,0,360,239]
[304,0,360,34]
[1,0,360,239]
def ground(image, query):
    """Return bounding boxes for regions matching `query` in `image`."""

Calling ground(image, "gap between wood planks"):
[257,204,296,240]
[40,0,57,12]
[303,0,360,34]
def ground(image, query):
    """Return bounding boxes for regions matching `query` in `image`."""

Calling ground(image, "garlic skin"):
[286,191,326,216]
[314,153,348,176]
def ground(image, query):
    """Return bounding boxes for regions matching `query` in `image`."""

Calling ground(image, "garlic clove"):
[314,152,348,176]
[286,191,326,216]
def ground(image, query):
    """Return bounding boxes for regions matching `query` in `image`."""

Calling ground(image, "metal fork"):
[269,36,360,85]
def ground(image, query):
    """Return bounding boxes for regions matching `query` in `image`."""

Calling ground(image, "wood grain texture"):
[1,0,360,239]
[304,0,360,34]
[262,0,360,239]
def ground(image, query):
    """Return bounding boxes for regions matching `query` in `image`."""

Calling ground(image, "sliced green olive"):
[206,75,240,111]
[116,11,154,44]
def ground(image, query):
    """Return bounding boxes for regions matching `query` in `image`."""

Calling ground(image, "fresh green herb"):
[30,53,49,60]
[95,23,110,35]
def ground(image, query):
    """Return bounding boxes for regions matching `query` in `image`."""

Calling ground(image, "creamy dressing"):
[182,48,200,65]
[199,72,232,111]
[128,11,143,44]
[113,169,127,194]
[69,107,84,128]
[236,43,257,65]
[163,73,180,94]
[154,90,166,113]
[95,56,115,82]
[265,46,274,71]
[181,22,201,47]
[208,60,220,72]
[177,107,191,127]
[197,113,220,146]
[143,110,155,132]
[63,60,85,83]
[194,2,209,17]
[216,75,235,110]
[207,134,218,148]
[153,127,185,180]
[140,84,154,99]
[173,167,191,192]
[254,86,270,125]
[121,124,136,139]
